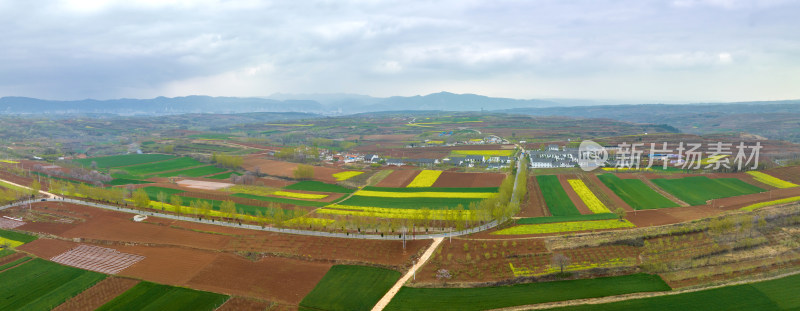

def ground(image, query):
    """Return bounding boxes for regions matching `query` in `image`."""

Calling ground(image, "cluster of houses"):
[385,154,513,169]
[528,144,579,168]
[412,135,509,148]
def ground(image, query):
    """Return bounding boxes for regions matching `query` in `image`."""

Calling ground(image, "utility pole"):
[402,227,406,250]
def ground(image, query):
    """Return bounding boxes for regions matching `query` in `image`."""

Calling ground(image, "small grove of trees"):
[30,180,41,197]
[161,145,175,153]
[211,152,243,169]
[275,146,319,163]
[293,164,314,180]
[0,188,25,205]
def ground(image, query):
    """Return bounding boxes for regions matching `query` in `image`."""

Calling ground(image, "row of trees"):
[211,152,243,169]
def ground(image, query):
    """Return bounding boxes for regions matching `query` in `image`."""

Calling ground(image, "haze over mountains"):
[1,92,798,117]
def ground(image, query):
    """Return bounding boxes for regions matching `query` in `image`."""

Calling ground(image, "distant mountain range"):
[0,92,568,115]
[0,92,798,116]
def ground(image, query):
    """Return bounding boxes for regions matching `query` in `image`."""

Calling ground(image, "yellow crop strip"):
[332,171,363,181]
[746,171,798,188]
[319,204,475,220]
[509,258,636,277]
[741,196,800,211]
[493,219,635,235]
[353,190,495,199]
[406,170,443,187]
[567,179,611,213]
[450,150,515,157]
[0,160,19,164]
[273,191,328,200]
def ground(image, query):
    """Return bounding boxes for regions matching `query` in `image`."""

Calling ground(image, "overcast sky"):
[1,0,798,102]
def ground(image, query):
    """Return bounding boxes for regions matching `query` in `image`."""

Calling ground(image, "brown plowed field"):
[557,175,592,215]
[376,170,419,187]
[53,277,140,311]
[258,177,295,188]
[11,202,430,268]
[17,238,78,258]
[626,205,721,227]
[764,166,800,184]
[432,171,506,188]
[518,176,547,217]
[186,254,332,305]
[241,158,346,183]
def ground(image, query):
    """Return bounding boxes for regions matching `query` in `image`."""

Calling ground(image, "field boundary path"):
[371,237,443,311]
[637,175,690,207]
[488,268,800,311]
[0,177,499,240]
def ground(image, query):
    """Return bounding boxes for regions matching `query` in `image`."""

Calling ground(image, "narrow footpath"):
[371,237,444,311]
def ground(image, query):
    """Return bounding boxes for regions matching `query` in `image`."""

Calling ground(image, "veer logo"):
[578,140,607,172]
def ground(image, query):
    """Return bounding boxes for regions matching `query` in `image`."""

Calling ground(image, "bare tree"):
[551,253,571,274]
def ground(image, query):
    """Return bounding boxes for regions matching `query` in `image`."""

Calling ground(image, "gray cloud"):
[0,0,798,102]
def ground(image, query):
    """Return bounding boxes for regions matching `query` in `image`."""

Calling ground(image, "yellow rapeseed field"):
[273,191,328,200]
[406,170,443,187]
[353,190,495,199]
[332,171,364,181]
[493,219,635,235]
[746,171,798,188]
[567,179,611,213]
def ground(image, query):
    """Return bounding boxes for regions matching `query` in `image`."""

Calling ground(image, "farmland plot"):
[651,176,765,206]
[407,170,443,187]
[74,154,175,169]
[299,265,400,311]
[0,259,106,311]
[597,174,678,210]
[96,281,228,311]
[746,171,798,188]
[121,157,204,176]
[568,179,611,213]
[549,272,800,311]
[536,175,581,216]
[493,219,635,235]
[385,274,669,311]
